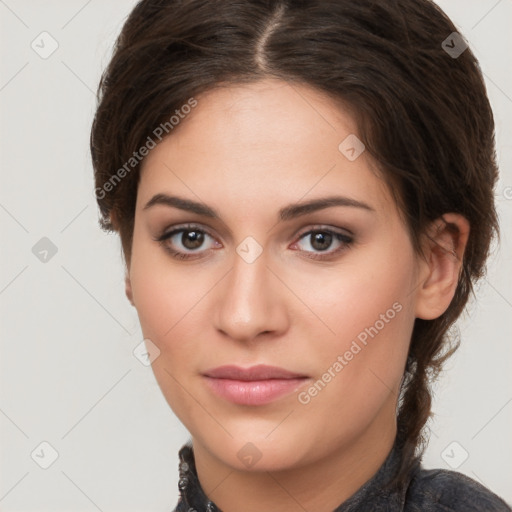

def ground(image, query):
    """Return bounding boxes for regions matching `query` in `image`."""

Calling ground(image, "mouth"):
[202,364,310,406]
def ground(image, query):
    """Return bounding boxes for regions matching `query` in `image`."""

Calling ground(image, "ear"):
[414,213,470,320]
[110,209,120,230]
[125,272,135,307]
[111,210,135,306]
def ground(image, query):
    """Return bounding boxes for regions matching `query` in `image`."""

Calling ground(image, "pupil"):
[311,232,332,251]
[182,230,204,250]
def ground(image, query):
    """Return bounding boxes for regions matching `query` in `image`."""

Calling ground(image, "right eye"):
[154,224,221,260]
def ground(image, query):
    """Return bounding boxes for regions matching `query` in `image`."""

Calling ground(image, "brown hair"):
[90,0,499,487]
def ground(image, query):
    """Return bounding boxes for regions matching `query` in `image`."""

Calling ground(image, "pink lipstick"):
[202,364,309,406]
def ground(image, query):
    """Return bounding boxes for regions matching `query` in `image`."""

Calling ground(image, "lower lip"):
[203,376,308,405]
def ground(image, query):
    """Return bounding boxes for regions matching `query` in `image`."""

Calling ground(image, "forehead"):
[137,78,395,216]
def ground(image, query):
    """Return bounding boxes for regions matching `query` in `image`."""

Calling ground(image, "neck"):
[192,415,398,512]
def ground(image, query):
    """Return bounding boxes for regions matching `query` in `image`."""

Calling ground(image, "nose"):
[212,248,290,343]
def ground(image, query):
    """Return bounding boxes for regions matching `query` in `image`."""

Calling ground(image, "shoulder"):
[405,466,511,512]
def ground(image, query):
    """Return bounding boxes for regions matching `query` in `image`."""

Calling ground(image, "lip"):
[203,364,307,381]
[202,365,310,406]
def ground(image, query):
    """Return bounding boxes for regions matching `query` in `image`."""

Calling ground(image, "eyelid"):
[154,222,354,261]
[154,223,221,261]
[294,224,354,238]
[155,223,352,242]
[289,224,354,259]
[156,223,216,240]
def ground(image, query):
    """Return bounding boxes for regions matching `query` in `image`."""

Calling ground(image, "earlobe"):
[112,209,134,306]
[414,213,470,320]
[110,209,119,230]
[125,273,135,307]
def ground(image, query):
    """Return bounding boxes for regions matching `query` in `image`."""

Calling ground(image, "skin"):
[119,78,469,512]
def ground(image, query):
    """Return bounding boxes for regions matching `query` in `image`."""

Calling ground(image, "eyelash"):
[154,223,354,261]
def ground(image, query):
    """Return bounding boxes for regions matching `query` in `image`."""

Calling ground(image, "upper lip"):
[203,364,308,381]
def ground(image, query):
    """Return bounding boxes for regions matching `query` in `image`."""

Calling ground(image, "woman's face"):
[127,78,422,471]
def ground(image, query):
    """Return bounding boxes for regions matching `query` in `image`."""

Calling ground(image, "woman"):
[90,0,511,510]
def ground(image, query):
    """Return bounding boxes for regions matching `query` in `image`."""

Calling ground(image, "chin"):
[192,425,321,472]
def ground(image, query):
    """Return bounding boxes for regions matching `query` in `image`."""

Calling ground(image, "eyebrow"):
[143,193,375,221]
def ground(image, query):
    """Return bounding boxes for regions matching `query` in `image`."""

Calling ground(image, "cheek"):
[129,233,208,341]
[128,235,224,406]
[297,244,415,349]
[305,254,415,416]
[128,240,208,418]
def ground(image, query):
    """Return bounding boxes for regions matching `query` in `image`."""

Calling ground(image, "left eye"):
[293,229,353,256]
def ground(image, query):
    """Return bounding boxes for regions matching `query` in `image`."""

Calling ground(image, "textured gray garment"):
[172,436,511,511]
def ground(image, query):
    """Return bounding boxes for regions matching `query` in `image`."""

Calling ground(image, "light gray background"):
[0,1,511,510]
